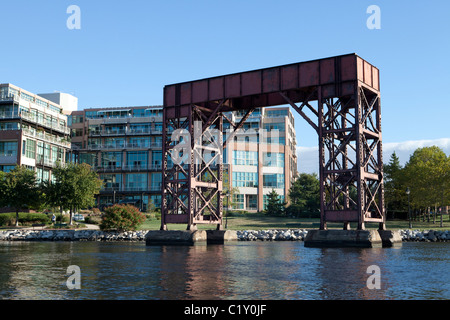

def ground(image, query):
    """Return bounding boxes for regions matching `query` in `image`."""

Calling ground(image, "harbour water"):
[0,241,448,300]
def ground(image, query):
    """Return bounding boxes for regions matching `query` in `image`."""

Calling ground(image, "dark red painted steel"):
[164,54,379,109]
[161,53,384,231]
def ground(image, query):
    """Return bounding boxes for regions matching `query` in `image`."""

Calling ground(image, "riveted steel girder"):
[162,54,384,230]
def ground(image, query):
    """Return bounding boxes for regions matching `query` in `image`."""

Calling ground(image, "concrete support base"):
[378,230,403,247]
[304,230,383,248]
[206,230,238,244]
[145,230,207,246]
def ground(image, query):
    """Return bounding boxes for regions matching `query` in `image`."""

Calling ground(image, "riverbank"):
[0,228,449,242]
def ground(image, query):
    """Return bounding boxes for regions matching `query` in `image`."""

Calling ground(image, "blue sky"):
[1,0,449,172]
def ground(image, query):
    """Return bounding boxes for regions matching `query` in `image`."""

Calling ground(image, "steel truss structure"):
[161,53,385,231]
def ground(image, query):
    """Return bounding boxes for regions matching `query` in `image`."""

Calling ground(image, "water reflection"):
[0,241,448,300]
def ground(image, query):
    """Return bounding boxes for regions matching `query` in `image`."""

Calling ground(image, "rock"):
[427,231,437,241]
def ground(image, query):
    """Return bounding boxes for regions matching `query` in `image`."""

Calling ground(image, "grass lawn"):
[139,213,450,231]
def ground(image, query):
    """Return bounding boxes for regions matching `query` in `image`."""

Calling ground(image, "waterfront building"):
[71,105,297,212]
[0,83,73,182]
[0,83,297,213]
[69,106,164,211]
[224,107,298,211]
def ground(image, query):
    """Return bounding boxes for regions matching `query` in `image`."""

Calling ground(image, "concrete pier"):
[206,230,238,244]
[145,230,207,246]
[378,230,403,247]
[304,230,383,248]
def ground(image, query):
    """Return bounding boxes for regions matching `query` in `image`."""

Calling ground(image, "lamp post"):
[406,187,412,229]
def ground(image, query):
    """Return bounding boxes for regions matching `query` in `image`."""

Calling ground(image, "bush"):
[100,204,146,232]
[0,212,50,226]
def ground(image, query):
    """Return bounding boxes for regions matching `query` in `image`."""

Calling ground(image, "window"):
[126,173,147,191]
[88,138,101,148]
[265,109,288,117]
[49,105,61,114]
[73,128,84,137]
[0,122,18,130]
[129,137,150,148]
[105,137,125,148]
[101,174,122,191]
[51,146,58,164]
[130,124,150,134]
[44,143,50,162]
[85,111,99,119]
[102,152,122,168]
[153,122,163,132]
[263,152,284,167]
[36,141,44,161]
[57,147,64,162]
[232,172,258,187]
[152,150,162,168]
[266,136,286,145]
[248,195,257,210]
[263,174,284,189]
[263,122,285,131]
[79,153,97,167]
[0,141,18,156]
[104,125,125,135]
[150,195,161,208]
[88,125,101,135]
[151,173,162,190]
[133,109,146,117]
[232,150,257,166]
[20,92,34,103]
[24,139,36,159]
[36,99,47,108]
[233,194,245,210]
[126,151,147,169]
[0,165,16,172]
[72,115,84,123]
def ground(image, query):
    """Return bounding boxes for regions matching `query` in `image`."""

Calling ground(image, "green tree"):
[384,152,407,216]
[403,146,450,225]
[48,163,102,225]
[0,166,42,227]
[287,173,320,217]
[265,189,285,216]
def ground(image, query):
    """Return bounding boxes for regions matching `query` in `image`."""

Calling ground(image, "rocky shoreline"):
[0,228,449,242]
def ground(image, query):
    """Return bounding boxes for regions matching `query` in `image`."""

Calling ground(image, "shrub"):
[0,212,50,226]
[100,204,146,232]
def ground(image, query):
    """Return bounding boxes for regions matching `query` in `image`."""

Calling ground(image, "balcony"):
[86,142,162,150]
[19,112,70,135]
[100,186,152,192]
[88,128,162,137]
[22,128,71,148]
[0,111,20,120]
[93,163,162,172]
[0,94,20,103]
[36,157,61,168]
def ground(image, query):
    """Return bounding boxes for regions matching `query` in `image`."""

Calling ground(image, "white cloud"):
[297,138,450,174]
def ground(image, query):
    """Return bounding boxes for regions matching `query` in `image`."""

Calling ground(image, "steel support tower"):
[161,53,385,231]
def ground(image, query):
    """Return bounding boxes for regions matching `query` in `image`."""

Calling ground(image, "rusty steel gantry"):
[161,53,385,231]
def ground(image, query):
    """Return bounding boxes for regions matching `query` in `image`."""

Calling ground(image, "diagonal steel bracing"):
[162,54,385,231]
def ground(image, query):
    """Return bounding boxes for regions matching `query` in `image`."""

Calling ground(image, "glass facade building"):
[0,83,73,183]
[1,83,297,213]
